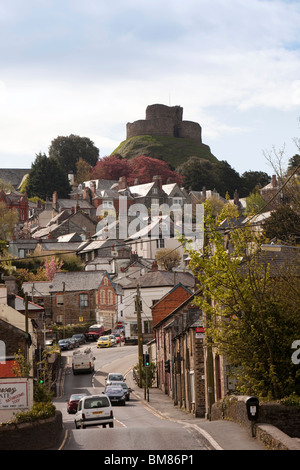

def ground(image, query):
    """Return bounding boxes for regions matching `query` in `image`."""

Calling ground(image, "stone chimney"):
[271,175,277,188]
[52,191,58,209]
[118,176,127,190]
[233,190,239,206]
[153,175,162,191]
[151,260,158,271]
[0,284,7,304]
[4,276,18,296]
[91,181,96,198]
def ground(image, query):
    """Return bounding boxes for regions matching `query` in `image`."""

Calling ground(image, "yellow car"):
[97,335,112,348]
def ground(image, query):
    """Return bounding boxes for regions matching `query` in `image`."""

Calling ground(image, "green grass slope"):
[111,135,218,169]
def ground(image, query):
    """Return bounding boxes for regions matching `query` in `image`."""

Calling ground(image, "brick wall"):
[152,285,192,329]
[52,289,96,325]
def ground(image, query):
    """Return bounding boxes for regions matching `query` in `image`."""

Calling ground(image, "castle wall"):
[126,104,202,143]
[178,121,202,142]
[146,104,183,122]
[126,118,176,140]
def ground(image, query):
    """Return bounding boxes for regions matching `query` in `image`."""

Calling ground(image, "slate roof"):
[23,281,53,297]
[128,182,155,197]
[123,270,195,289]
[48,271,107,292]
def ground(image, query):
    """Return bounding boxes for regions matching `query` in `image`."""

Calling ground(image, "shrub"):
[13,401,56,424]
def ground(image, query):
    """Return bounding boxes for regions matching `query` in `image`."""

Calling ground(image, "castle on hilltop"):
[126,104,202,144]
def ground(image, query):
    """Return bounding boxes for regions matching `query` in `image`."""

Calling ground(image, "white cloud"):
[0,0,300,174]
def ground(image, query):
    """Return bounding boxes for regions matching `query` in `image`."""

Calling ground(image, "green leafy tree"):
[178,157,241,198]
[74,157,92,185]
[263,205,300,244]
[0,201,18,240]
[26,153,71,199]
[187,201,300,399]
[287,154,300,174]
[49,134,99,174]
[245,190,266,216]
[178,157,217,192]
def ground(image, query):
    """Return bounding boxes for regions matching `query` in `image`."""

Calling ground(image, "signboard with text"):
[195,327,205,339]
[0,378,32,410]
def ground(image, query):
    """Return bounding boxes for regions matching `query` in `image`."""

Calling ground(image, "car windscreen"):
[83,397,110,409]
[109,374,123,381]
[105,388,123,395]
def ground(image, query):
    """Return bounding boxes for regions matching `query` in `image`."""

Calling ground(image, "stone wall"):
[0,410,63,450]
[211,395,300,440]
[126,104,202,143]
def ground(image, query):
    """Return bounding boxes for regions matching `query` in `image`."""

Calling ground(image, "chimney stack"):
[118,176,127,190]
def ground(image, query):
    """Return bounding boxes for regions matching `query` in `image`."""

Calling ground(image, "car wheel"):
[75,420,79,429]
[109,422,114,428]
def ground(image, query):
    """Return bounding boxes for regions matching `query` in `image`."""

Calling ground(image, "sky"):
[1,0,300,177]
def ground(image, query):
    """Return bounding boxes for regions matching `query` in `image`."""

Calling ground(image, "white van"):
[72,348,95,375]
[74,394,114,429]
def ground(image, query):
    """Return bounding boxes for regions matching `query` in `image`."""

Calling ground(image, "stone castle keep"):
[126,104,202,144]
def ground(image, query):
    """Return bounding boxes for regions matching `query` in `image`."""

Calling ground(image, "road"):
[53,343,211,453]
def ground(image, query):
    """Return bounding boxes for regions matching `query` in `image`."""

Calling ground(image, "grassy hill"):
[111,135,218,169]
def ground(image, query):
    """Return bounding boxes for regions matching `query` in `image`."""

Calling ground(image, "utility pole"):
[136,284,143,388]
[25,293,29,361]
[202,216,215,420]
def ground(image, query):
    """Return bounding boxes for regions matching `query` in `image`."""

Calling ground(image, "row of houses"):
[0,170,289,420]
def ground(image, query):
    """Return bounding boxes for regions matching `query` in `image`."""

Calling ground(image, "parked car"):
[58,339,73,351]
[74,394,114,429]
[72,333,86,345]
[110,381,132,401]
[67,393,87,414]
[112,332,124,343]
[105,372,125,384]
[104,385,126,406]
[67,337,79,348]
[97,335,112,348]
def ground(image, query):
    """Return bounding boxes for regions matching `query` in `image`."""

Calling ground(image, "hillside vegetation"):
[112,135,218,169]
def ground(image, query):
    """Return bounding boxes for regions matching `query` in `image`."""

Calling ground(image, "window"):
[173,198,182,206]
[108,290,114,305]
[143,320,153,334]
[79,293,89,307]
[156,239,165,248]
[56,294,64,306]
[190,371,195,403]
[103,200,113,208]
[130,323,138,336]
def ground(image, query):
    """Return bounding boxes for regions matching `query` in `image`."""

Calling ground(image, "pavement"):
[125,370,300,451]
